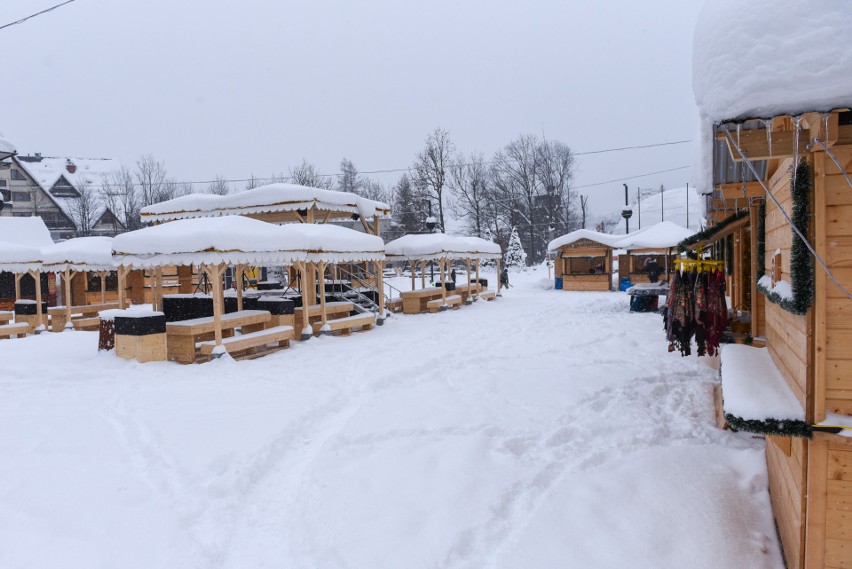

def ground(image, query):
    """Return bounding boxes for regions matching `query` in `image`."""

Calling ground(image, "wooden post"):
[496,258,502,296]
[410,260,416,291]
[99,271,107,303]
[475,259,480,287]
[209,265,224,347]
[377,259,385,321]
[30,270,44,330]
[420,261,426,289]
[235,264,244,312]
[318,262,328,330]
[64,268,72,330]
[117,266,127,309]
[440,258,447,305]
[466,258,472,300]
[296,261,312,340]
[14,273,21,301]
[153,267,164,312]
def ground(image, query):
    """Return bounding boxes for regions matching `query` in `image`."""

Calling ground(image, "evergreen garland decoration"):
[724,413,813,439]
[757,279,807,316]
[790,159,814,313]
[756,202,766,277]
[677,210,750,255]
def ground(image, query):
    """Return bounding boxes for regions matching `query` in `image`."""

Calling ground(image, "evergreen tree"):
[338,158,362,196]
[481,227,497,268]
[392,174,420,234]
[505,227,527,269]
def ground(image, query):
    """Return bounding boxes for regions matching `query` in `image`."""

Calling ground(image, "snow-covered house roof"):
[42,236,116,272]
[139,183,392,223]
[547,229,622,252]
[0,241,43,273]
[14,155,122,233]
[112,216,385,268]
[0,216,54,248]
[693,0,852,124]
[0,133,15,160]
[614,221,696,251]
[384,233,502,261]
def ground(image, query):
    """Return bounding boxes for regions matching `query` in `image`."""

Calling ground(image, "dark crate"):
[162,295,197,322]
[258,298,295,315]
[114,314,167,336]
[14,301,48,315]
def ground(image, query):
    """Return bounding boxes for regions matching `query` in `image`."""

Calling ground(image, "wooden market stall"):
[41,236,121,331]
[0,217,55,312]
[691,3,852,566]
[0,241,46,338]
[384,233,502,315]
[614,221,695,286]
[547,229,620,291]
[112,216,385,363]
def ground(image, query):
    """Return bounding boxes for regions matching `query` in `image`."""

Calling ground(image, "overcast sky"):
[2,0,704,218]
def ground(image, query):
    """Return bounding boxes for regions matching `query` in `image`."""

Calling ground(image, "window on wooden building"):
[86,271,119,292]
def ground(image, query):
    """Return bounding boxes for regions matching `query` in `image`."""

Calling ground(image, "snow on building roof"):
[139,183,392,223]
[112,216,384,268]
[0,241,43,273]
[384,233,502,261]
[615,221,696,251]
[0,135,15,158]
[721,344,805,423]
[547,229,622,252]
[42,236,115,272]
[693,0,852,123]
[0,216,54,248]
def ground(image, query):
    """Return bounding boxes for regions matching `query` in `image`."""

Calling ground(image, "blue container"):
[555,277,563,290]
[619,277,633,292]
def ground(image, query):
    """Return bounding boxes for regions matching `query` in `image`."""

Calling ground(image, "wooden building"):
[547,229,620,291]
[614,221,695,286]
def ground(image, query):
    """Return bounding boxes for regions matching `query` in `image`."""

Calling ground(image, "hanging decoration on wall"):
[677,210,750,257]
[757,159,814,315]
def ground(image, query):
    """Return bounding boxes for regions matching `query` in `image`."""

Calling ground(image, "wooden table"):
[294,301,354,332]
[400,287,445,314]
[166,309,271,363]
[49,302,121,332]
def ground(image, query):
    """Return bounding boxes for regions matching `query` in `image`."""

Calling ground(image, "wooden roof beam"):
[717,128,810,162]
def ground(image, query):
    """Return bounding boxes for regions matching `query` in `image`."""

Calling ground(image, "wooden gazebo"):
[0,241,46,337]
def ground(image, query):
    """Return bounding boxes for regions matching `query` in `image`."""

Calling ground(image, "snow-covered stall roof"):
[547,229,621,252]
[693,0,852,124]
[112,216,385,268]
[0,217,54,248]
[384,233,502,261]
[0,241,43,273]
[42,236,116,272]
[615,222,696,251]
[139,183,392,223]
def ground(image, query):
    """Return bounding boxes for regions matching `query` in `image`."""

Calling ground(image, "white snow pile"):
[757,275,793,301]
[140,183,391,223]
[721,344,805,422]
[0,133,15,157]
[547,228,622,252]
[0,268,785,568]
[385,233,502,260]
[693,0,852,123]
[0,241,43,272]
[0,216,54,248]
[113,216,385,267]
[816,413,852,438]
[615,221,695,251]
[42,236,115,272]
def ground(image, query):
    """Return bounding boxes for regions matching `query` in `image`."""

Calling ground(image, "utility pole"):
[621,183,632,234]
[686,183,689,229]
[660,184,665,222]
[637,188,641,230]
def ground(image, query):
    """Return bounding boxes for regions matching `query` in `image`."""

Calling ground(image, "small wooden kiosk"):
[41,236,120,332]
[112,216,385,363]
[0,242,46,338]
[384,233,502,314]
[547,229,620,291]
[614,221,695,285]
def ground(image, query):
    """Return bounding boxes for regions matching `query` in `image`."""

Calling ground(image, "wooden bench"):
[0,322,32,339]
[400,287,445,314]
[479,291,496,301]
[198,325,294,360]
[386,298,404,313]
[166,310,272,363]
[49,302,120,332]
[312,313,375,336]
[71,317,101,331]
[294,301,354,335]
[426,294,462,313]
[0,311,13,325]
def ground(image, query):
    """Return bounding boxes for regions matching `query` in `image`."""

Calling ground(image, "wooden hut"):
[384,233,501,314]
[615,221,695,285]
[0,217,55,311]
[112,216,385,362]
[547,229,621,291]
[692,3,852,566]
[0,241,46,337]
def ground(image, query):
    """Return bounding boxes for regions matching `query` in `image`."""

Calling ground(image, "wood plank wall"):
[767,436,808,569]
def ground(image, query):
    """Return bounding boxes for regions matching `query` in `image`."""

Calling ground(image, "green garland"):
[724,413,813,439]
[756,159,814,316]
[678,209,750,255]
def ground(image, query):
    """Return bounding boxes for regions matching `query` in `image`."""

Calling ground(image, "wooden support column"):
[14,273,22,301]
[749,202,760,339]
[475,258,480,286]
[420,261,426,289]
[34,271,44,329]
[373,216,381,236]
[64,268,73,330]
[117,266,127,309]
[496,258,502,296]
[235,264,245,312]
[318,261,328,330]
[440,258,447,305]
[296,261,312,340]
[466,258,472,300]
[377,259,385,321]
[410,260,416,291]
[153,267,164,312]
[209,265,224,347]
[99,271,107,303]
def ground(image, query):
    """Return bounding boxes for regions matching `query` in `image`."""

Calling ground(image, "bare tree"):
[135,154,169,206]
[449,152,490,237]
[67,176,100,236]
[207,174,231,195]
[411,127,455,231]
[579,195,589,229]
[101,166,139,231]
[491,134,540,262]
[359,177,388,203]
[337,158,362,195]
[289,159,334,190]
[245,173,265,191]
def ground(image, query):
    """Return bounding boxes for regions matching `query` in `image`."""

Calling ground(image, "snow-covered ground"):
[0,268,783,569]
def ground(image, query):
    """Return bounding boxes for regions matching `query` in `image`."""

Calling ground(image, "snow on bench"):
[427,294,462,312]
[721,344,808,436]
[71,317,101,331]
[0,322,32,339]
[0,311,13,325]
[198,325,294,358]
[312,313,375,336]
[479,291,496,301]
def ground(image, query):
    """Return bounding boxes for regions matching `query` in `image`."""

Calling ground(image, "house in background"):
[0,153,124,241]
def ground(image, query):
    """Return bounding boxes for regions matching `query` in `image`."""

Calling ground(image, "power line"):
[573,166,691,189]
[0,0,78,32]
